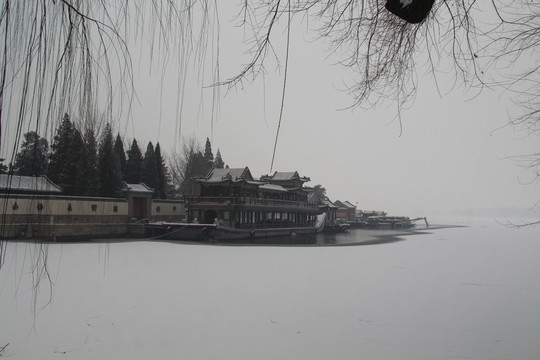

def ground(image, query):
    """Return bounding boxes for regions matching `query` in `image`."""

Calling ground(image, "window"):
[91,204,97,212]
[113,206,118,213]
[67,203,72,212]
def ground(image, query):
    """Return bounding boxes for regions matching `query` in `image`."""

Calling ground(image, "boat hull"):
[146,222,321,242]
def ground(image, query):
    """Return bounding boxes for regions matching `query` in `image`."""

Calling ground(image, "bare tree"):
[168,136,214,198]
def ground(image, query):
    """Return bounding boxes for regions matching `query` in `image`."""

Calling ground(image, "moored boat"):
[146,167,326,241]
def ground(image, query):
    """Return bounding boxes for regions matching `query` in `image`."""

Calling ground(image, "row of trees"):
[4,114,226,199]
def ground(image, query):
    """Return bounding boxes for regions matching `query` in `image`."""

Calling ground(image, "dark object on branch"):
[385,0,435,24]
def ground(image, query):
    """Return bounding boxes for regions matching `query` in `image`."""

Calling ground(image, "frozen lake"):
[1,218,540,359]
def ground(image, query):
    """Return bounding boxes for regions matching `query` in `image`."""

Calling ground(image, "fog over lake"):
[1,218,539,360]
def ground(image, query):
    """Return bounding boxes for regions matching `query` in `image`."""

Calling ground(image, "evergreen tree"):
[204,137,213,163]
[214,148,225,169]
[97,124,122,197]
[125,139,143,183]
[114,134,127,178]
[154,143,168,199]
[76,127,99,195]
[13,131,49,176]
[141,142,158,191]
[48,113,83,195]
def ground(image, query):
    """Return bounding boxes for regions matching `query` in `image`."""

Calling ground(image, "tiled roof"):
[0,174,62,193]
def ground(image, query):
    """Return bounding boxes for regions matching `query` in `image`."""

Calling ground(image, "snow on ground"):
[1,221,540,359]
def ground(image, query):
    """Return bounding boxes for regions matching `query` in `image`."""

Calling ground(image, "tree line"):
[2,114,226,199]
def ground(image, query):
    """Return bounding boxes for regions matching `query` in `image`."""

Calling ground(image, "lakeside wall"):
[0,194,185,240]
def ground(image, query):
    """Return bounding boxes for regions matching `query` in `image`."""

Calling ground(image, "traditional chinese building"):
[334,200,357,221]
[186,167,320,228]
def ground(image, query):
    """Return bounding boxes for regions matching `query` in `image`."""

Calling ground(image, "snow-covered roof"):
[260,171,310,183]
[320,199,338,208]
[271,171,298,181]
[342,201,356,209]
[0,174,62,194]
[334,200,356,209]
[201,167,252,183]
[123,182,154,193]
[259,183,288,193]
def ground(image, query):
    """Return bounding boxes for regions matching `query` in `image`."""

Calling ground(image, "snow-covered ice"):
[2,220,540,359]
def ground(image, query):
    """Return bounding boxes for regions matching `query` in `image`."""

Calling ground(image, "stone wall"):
[0,194,185,240]
[151,199,185,223]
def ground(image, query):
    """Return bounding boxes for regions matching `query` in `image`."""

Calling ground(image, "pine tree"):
[204,137,213,163]
[76,127,99,195]
[48,113,83,195]
[214,148,225,169]
[141,141,158,191]
[154,143,168,199]
[14,131,49,176]
[114,134,126,178]
[97,124,122,197]
[125,139,143,184]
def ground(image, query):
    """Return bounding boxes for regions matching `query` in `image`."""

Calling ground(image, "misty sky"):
[3,2,537,219]
[111,3,537,219]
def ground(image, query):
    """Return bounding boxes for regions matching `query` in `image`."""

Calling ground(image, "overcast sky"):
[109,4,536,220]
[2,3,536,220]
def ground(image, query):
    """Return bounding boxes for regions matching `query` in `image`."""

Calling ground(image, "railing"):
[234,221,315,229]
[186,196,318,210]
